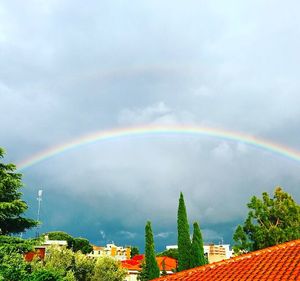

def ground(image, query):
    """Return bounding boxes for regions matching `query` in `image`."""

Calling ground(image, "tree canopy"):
[92,256,127,281]
[130,246,139,258]
[0,148,38,235]
[157,248,178,260]
[233,187,300,254]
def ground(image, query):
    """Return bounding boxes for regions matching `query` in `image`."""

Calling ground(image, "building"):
[121,255,177,281]
[24,246,46,262]
[24,235,68,262]
[203,244,233,263]
[166,243,233,263]
[88,243,131,261]
[153,239,300,281]
[42,235,68,247]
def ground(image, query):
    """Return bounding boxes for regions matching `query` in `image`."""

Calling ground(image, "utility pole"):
[36,189,43,237]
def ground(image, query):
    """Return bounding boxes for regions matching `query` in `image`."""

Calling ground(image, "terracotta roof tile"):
[122,255,177,272]
[153,239,300,281]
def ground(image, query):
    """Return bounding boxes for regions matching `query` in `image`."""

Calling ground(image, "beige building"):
[166,243,233,264]
[88,243,131,261]
[203,244,233,263]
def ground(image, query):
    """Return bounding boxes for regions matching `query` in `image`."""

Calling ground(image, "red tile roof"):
[132,254,145,261]
[121,259,141,271]
[121,255,177,272]
[156,257,177,271]
[24,247,46,262]
[153,239,300,281]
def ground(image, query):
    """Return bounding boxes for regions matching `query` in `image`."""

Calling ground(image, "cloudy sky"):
[1,0,300,251]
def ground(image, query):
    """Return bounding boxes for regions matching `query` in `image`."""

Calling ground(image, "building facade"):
[88,243,131,261]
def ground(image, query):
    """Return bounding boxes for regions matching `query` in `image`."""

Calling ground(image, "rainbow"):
[17,124,300,171]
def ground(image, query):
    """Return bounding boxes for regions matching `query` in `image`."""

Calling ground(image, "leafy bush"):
[30,268,63,281]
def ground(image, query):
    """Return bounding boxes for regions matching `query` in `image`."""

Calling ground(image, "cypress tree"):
[191,222,206,267]
[144,221,160,280]
[177,192,191,271]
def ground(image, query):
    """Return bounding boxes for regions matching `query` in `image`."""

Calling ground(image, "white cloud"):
[118,102,173,125]
[118,231,137,239]
[212,142,233,160]
[155,232,173,239]
[99,230,106,240]
[1,0,300,249]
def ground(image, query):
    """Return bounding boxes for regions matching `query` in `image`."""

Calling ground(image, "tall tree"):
[190,222,206,267]
[0,148,38,235]
[130,246,139,258]
[177,192,191,271]
[233,187,300,254]
[157,248,178,260]
[143,221,160,280]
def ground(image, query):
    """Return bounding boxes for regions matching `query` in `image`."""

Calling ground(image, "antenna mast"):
[36,189,43,237]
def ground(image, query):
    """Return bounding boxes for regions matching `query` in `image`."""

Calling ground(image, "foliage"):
[161,260,167,276]
[143,221,160,280]
[233,225,250,254]
[0,235,38,255]
[137,262,147,281]
[35,245,75,277]
[130,246,139,258]
[91,256,127,281]
[233,187,300,254]
[73,237,93,254]
[0,251,30,281]
[31,245,96,281]
[190,222,206,267]
[29,268,63,281]
[157,248,178,260]
[73,251,95,281]
[177,192,191,271]
[0,236,42,281]
[63,271,76,281]
[0,148,38,235]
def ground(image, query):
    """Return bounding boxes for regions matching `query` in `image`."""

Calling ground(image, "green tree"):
[177,192,191,271]
[73,251,95,281]
[143,221,160,280]
[73,237,93,254]
[31,245,95,281]
[92,257,127,281]
[36,245,75,277]
[0,148,38,235]
[157,248,178,260]
[137,261,147,281]
[0,251,31,281]
[233,187,300,254]
[0,236,41,281]
[29,268,63,281]
[190,222,206,267]
[130,246,139,258]
[0,235,38,254]
[161,260,167,276]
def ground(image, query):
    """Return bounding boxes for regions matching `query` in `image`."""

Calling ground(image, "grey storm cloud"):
[1,0,300,250]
